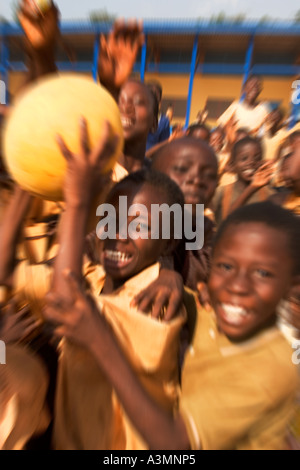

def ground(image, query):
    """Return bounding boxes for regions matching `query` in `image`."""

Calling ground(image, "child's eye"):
[133,96,146,106]
[216,262,233,272]
[254,269,273,279]
[173,165,188,173]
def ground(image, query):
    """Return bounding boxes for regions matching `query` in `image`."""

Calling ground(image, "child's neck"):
[244,97,258,108]
[102,275,126,294]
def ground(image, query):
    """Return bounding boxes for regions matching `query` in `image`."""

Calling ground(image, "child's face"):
[234,142,262,183]
[101,183,171,283]
[118,81,154,143]
[153,142,218,208]
[208,223,294,342]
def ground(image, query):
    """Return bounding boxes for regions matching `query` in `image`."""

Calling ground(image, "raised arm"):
[18,0,59,84]
[98,19,144,101]
[44,270,191,450]
[0,186,33,288]
[51,119,118,300]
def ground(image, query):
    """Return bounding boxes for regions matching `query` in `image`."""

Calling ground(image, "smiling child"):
[45,201,300,450]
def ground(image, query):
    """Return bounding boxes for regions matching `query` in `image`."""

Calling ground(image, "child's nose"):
[187,172,206,187]
[119,98,134,114]
[227,271,251,296]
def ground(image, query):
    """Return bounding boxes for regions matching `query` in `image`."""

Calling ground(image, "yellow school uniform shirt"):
[179,307,299,450]
[53,262,186,450]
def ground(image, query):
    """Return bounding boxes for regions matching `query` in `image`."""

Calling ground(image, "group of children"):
[0,0,300,451]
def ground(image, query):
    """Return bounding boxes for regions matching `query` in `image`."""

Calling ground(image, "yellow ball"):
[4,74,124,201]
[34,0,52,13]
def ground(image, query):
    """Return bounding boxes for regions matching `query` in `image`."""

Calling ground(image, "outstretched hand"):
[18,0,59,53]
[56,118,119,206]
[43,270,105,348]
[251,161,274,189]
[98,19,144,98]
[131,269,184,321]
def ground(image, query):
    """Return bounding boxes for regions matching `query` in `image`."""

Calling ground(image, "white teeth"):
[105,250,132,262]
[121,116,133,127]
[243,169,254,176]
[221,304,248,325]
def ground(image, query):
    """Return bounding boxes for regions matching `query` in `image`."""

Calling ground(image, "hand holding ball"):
[4,74,124,200]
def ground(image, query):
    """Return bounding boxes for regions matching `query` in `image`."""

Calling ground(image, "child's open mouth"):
[242,169,255,177]
[121,116,135,130]
[103,250,134,268]
[219,303,250,325]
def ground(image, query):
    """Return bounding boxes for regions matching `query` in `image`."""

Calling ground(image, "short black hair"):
[109,168,185,210]
[214,201,300,275]
[146,80,163,102]
[186,123,211,139]
[151,136,218,169]
[231,136,262,163]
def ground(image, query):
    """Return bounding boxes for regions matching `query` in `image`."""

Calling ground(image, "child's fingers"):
[20,319,42,340]
[79,116,90,156]
[151,293,168,320]
[131,290,152,313]
[164,291,182,322]
[56,134,72,161]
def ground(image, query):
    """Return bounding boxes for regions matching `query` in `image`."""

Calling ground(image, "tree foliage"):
[89,9,116,24]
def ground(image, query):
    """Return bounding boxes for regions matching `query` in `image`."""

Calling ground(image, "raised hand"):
[98,19,145,97]
[18,0,59,52]
[56,118,119,207]
[251,161,274,189]
[43,270,105,348]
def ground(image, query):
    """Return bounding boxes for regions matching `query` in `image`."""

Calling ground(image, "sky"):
[0,0,299,22]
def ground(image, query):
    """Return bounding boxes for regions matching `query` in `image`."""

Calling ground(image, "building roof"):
[1,20,299,76]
